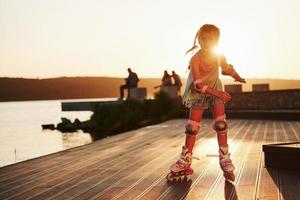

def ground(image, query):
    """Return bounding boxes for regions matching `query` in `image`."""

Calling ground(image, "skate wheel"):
[182,176,188,182]
[185,167,194,175]
[166,173,174,181]
[166,172,179,182]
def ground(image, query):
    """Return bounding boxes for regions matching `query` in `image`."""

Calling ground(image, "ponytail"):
[185,29,200,55]
[186,24,220,55]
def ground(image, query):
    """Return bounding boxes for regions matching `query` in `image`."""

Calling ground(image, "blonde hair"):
[186,24,220,54]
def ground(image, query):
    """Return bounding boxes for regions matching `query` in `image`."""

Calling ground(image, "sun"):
[213,46,222,55]
[212,34,250,78]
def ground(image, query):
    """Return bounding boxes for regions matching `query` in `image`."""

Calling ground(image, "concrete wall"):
[252,84,270,92]
[225,89,300,110]
[224,84,243,93]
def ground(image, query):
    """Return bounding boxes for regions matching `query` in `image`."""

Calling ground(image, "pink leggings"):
[185,103,228,153]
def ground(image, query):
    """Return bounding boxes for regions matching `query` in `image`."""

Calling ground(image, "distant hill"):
[0,77,160,101]
[0,77,299,101]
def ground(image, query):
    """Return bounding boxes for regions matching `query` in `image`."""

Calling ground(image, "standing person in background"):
[154,70,172,89]
[119,68,139,100]
[162,70,172,86]
[171,70,182,95]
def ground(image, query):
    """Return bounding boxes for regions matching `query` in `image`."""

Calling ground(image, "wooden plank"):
[224,121,266,200]
[100,122,241,200]
[0,121,185,196]
[0,119,299,200]
[154,120,247,200]
[277,122,300,200]
[1,121,186,200]
[281,122,296,142]
[0,130,169,192]
[180,120,252,200]
[256,121,281,200]
[29,137,184,200]
[0,123,166,181]
[133,120,245,200]
[288,122,300,142]
[191,120,263,200]
[69,120,220,200]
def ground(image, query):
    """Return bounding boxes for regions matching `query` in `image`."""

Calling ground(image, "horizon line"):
[0,76,300,81]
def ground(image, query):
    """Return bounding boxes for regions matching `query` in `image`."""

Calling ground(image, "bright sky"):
[0,0,299,79]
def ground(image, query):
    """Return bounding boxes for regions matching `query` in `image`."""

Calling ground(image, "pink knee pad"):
[185,120,200,135]
[212,115,228,133]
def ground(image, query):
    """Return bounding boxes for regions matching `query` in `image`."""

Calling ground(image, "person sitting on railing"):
[119,68,139,99]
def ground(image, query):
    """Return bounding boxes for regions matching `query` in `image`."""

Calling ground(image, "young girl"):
[167,24,246,182]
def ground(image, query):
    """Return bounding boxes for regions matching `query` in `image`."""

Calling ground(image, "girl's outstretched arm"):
[220,55,246,83]
[190,55,231,102]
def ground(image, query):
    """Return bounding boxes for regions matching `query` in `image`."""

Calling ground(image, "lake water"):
[0,98,115,167]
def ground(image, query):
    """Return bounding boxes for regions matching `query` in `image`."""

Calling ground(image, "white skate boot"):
[166,146,194,182]
[219,145,235,182]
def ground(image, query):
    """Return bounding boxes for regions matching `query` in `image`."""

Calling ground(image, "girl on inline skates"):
[167,24,246,182]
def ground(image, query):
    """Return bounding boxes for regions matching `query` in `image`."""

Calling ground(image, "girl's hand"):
[218,91,231,102]
[234,77,246,83]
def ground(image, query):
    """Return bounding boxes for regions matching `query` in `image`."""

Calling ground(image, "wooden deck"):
[0,119,299,200]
